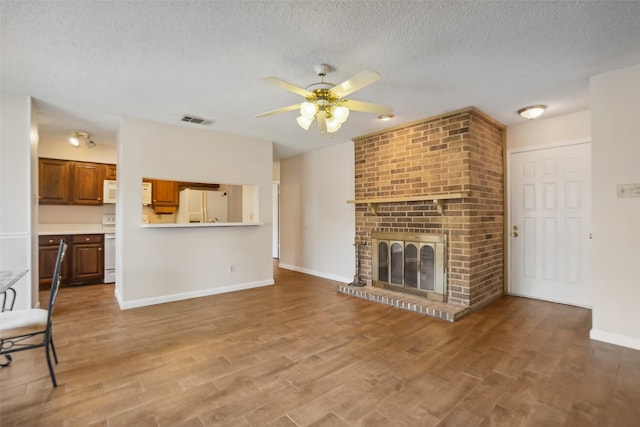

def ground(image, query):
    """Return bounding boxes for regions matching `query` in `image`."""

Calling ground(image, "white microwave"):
[103,180,117,204]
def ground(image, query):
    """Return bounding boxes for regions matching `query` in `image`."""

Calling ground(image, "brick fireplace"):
[339,107,505,320]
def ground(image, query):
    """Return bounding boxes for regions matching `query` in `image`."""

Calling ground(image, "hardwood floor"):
[1,264,639,426]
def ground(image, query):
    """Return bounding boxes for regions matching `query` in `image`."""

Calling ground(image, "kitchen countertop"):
[140,222,262,228]
[39,224,106,235]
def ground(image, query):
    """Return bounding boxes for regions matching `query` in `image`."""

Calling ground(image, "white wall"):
[506,110,591,150]
[0,92,35,309]
[590,64,640,350]
[38,134,117,164]
[116,117,274,308]
[279,142,355,282]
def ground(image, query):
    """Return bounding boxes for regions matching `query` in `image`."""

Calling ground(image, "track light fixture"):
[69,131,97,148]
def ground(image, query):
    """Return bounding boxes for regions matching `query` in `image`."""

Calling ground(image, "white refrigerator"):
[176,189,228,223]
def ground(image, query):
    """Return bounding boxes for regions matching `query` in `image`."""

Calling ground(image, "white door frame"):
[506,138,591,306]
[272,181,280,258]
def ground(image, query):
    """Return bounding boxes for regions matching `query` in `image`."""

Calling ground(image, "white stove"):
[102,215,116,283]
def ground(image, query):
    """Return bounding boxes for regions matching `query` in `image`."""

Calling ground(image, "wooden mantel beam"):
[347,192,469,215]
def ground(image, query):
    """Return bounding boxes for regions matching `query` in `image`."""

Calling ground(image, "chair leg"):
[45,340,58,387]
[50,336,59,364]
[0,354,12,367]
[0,339,11,367]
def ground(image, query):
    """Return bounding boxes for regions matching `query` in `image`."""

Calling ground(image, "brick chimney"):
[352,107,505,310]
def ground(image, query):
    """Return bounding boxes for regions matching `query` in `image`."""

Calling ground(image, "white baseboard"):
[590,328,640,351]
[116,279,274,310]
[278,263,351,283]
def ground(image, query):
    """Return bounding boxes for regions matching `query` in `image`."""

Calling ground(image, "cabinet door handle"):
[98,248,102,251]
[86,238,90,241]
[48,239,54,243]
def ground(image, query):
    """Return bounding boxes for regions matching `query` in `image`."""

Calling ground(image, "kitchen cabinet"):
[72,162,105,205]
[38,158,116,206]
[70,234,104,284]
[39,234,104,287]
[105,163,117,180]
[151,179,179,213]
[38,235,71,287]
[39,158,71,205]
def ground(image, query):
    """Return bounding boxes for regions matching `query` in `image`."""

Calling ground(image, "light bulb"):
[69,136,80,147]
[333,106,349,123]
[325,116,342,133]
[300,102,318,119]
[296,115,313,130]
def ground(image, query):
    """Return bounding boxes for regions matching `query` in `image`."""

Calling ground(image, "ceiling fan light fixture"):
[518,105,546,120]
[325,116,342,133]
[296,115,313,130]
[300,101,318,119]
[333,106,349,123]
[378,114,394,121]
[258,65,392,137]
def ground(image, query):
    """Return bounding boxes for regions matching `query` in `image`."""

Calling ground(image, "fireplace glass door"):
[420,245,435,292]
[372,231,447,301]
[390,242,403,285]
[404,243,418,288]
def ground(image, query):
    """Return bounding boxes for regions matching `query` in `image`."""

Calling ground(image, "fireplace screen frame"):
[371,231,447,302]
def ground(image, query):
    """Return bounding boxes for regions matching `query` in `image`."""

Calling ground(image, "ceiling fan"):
[256,64,392,135]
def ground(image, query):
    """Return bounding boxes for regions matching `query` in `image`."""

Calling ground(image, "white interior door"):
[509,142,591,307]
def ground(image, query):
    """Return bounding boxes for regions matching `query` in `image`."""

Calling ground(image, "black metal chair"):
[0,240,67,387]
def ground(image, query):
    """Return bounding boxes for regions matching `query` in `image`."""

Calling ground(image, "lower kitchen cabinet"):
[39,235,71,287]
[39,234,104,287]
[71,234,104,284]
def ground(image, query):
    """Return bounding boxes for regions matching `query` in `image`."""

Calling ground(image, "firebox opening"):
[372,231,447,302]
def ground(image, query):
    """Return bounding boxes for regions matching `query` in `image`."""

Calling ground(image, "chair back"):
[46,240,67,328]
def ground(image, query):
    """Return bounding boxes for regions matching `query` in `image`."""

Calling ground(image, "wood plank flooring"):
[1,264,639,426]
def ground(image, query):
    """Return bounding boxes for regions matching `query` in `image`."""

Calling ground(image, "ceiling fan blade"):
[330,71,381,98]
[342,99,392,115]
[261,77,313,98]
[256,103,302,118]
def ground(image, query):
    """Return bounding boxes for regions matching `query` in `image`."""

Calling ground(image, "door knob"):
[512,231,519,237]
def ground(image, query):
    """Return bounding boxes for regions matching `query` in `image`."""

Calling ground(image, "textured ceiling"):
[2,1,640,159]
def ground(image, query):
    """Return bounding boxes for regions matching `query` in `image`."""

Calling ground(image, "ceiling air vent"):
[181,115,213,125]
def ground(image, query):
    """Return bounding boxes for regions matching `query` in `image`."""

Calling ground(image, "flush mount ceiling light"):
[257,64,392,136]
[69,131,96,148]
[517,105,547,120]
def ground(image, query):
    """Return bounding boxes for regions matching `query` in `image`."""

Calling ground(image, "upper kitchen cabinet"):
[39,158,71,204]
[72,162,105,205]
[150,179,179,213]
[38,158,116,206]
[105,163,117,180]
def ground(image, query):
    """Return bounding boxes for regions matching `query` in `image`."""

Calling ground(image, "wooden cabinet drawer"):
[39,235,69,246]
[72,234,103,244]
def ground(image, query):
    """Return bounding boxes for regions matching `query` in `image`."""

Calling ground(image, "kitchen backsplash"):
[39,204,115,225]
